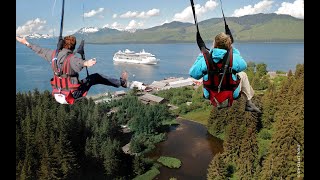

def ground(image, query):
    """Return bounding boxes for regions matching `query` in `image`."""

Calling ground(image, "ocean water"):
[16,39,304,96]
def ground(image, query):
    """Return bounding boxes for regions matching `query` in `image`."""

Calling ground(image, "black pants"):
[72,73,123,99]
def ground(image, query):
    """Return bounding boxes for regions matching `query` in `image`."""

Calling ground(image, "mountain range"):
[30,13,304,43]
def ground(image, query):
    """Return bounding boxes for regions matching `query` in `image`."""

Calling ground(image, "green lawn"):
[180,108,211,125]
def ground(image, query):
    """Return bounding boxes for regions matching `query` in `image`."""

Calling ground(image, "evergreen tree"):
[207,107,229,137]
[261,83,277,129]
[260,64,304,179]
[237,125,259,179]
[20,157,33,180]
[223,118,241,164]
[207,153,227,180]
[38,150,52,180]
[21,112,38,179]
[132,156,146,176]
[101,138,121,177]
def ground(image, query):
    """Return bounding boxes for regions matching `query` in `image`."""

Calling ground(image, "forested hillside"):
[206,64,304,179]
[73,13,303,43]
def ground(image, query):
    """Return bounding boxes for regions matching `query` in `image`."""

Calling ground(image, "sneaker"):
[120,71,128,88]
[245,100,262,113]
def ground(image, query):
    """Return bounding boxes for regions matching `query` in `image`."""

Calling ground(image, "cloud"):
[16,18,47,36]
[146,9,160,17]
[173,0,218,22]
[103,22,123,30]
[66,29,78,35]
[113,14,117,18]
[103,20,144,31]
[84,8,104,18]
[232,0,273,17]
[275,0,303,19]
[120,8,160,18]
[125,20,144,30]
[120,11,138,18]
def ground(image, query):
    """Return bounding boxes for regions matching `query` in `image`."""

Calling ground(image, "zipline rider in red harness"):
[188,0,261,113]
[189,32,261,113]
[16,35,128,105]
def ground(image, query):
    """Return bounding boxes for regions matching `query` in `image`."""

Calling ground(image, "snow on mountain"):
[26,33,54,39]
[77,27,99,34]
[73,26,137,37]
[123,28,136,33]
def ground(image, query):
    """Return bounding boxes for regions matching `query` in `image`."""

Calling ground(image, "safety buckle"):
[219,69,224,76]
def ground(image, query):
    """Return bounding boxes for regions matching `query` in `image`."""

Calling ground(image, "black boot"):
[245,100,262,113]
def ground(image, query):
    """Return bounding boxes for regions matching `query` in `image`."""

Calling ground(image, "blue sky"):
[16,0,304,36]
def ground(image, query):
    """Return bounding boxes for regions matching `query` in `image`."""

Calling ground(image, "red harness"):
[202,48,240,108]
[50,51,87,104]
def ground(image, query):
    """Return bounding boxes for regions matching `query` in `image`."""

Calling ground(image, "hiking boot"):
[120,71,128,88]
[245,100,262,113]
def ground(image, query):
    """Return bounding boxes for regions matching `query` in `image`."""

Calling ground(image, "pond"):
[147,118,224,180]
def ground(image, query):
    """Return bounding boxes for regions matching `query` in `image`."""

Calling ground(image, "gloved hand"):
[57,38,64,50]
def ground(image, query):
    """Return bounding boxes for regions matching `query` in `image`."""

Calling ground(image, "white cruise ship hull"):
[113,57,159,65]
[113,49,159,65]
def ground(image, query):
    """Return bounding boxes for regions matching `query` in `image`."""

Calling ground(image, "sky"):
[16,0,304,36]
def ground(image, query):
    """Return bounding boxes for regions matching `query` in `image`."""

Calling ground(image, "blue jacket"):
[189,47,247,99]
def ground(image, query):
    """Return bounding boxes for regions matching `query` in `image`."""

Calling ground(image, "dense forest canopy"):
[207,64,304,179]
[16,92,173,179]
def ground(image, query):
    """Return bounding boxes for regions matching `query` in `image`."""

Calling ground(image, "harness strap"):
[219,0,234,43]
[52,0,65,73]
[218,49,233,92]
[50,53,80,89]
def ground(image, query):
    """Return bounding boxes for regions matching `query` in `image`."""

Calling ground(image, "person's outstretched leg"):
[83,72,128,88]
[238,72,261,113]
[73,71,128,99]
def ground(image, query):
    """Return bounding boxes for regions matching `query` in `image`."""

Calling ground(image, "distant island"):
[70,13,303,44]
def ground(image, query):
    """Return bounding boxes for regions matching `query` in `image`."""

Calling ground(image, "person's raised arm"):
[16,36,30,47]
[16,36,54,62]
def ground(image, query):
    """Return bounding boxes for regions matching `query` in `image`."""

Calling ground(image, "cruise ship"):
[113,49,159,65]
